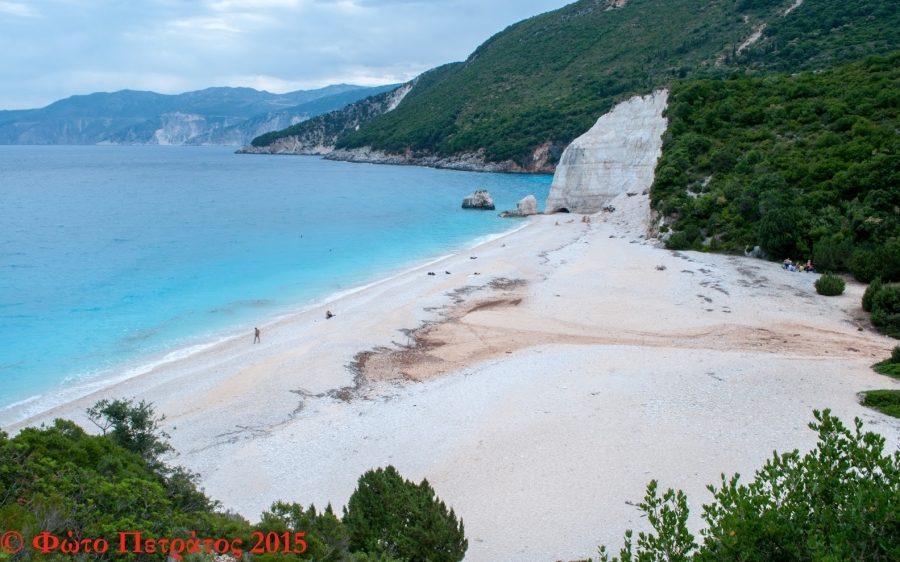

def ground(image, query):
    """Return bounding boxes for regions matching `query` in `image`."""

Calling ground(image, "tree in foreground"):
[343,466,467,562]
[599,410,900,561]
[86,397,172,462]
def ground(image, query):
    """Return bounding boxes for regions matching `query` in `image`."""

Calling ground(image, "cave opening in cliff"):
[556,208,570,213]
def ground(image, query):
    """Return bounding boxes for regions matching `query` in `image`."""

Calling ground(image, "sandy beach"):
[7,191,900,561]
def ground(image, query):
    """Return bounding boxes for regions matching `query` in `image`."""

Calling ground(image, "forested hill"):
[336,0,762,164]
[647,0,900,282]
[252,0,900,170]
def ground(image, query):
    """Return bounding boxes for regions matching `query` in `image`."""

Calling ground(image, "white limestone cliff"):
[545,89,668,214]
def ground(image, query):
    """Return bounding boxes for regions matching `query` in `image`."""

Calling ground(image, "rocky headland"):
[322,141,561,174]
[237,83,415,155]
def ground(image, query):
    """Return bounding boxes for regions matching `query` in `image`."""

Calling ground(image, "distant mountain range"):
[0,84,398,146]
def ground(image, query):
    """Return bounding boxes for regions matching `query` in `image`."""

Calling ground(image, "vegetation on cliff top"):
[653,52,900,279]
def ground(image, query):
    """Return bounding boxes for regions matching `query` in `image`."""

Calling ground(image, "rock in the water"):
[498,194,538,218]
[545,89,668,214]
[462,190,495,210]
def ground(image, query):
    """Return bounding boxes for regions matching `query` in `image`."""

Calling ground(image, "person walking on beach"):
[254,327,261,344]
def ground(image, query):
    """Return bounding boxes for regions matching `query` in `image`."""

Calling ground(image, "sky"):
[0,0,574,110]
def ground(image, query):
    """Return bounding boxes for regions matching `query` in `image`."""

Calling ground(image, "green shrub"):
[851,240,900,283]
[758,208,799,260]
[815,273,846,296]
[343,466,467,562]
[862,278,883,312]
[598,410,900,561]
[654,54,900,258]
[813,236,854,273]
[850,249,881,284]
[874,359,900,378]
[665,232,693,251]
[872,284,900,338]
[872,347,900,378]
[860,389,900,418]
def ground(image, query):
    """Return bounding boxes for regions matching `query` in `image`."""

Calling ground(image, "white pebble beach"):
[6,191,900,561]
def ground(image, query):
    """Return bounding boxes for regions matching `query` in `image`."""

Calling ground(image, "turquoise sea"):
[0,146,551,421]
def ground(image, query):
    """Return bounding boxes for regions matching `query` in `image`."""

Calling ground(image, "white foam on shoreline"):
[0,220,532,427]
[1,338,231,426]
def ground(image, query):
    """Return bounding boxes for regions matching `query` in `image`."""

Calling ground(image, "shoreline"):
[1,217,536,430]
[6,191,900,561]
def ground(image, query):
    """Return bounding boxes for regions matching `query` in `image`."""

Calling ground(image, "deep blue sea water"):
[0,146,551,420]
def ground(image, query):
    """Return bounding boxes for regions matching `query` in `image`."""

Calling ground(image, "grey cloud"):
[0,0,572,109]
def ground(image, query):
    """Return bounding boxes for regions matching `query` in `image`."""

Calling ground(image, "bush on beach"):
[849,239,900,284]
[812,236,854,273]
[863,277,883,312]
[871,283,900,338]
[860,390,900,418]
[873,362,900,377]
[814,273,846,296]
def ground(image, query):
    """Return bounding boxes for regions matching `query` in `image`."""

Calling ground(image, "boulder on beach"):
[498,195,538,218]
[462,190,495,210]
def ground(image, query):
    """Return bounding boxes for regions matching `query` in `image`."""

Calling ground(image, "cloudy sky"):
[0,0,574,110]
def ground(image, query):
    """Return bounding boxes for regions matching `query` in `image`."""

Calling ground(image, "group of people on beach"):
[783,258,816,273]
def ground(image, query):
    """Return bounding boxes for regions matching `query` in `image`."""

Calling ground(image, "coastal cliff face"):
[106,112,245,146]
[323,142,560,174]
[544,90,668,214]
[237,83,415,155]
[183,112,308,146]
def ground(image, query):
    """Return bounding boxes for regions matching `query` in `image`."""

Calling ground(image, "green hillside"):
[653,52,900,281]
[336,0,771,164]
[730,0,900,72]
[249,63,462,150]
[254,0,900,170]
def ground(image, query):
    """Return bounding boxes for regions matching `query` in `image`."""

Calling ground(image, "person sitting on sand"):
[806,260,814,273]
[254,327,260,344]
[326,310,334,319]
[783,257,792,270]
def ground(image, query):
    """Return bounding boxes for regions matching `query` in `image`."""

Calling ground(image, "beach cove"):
[0,146,550,419]
[8,185,900,561]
